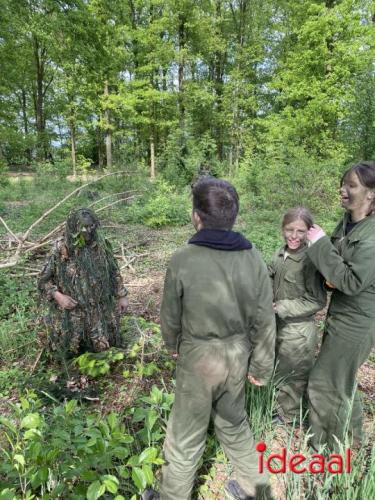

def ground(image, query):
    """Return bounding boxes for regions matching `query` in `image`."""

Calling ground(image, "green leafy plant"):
[126,179,190,228]
[0,390,167,498]
[73,350,124,377]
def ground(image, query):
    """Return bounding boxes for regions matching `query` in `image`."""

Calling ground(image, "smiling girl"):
[269,207,326,424]
[307,161,375,450]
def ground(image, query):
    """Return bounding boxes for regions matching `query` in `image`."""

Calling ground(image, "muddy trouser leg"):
[160,344,218,500]
[307,330,374,451]
[275,323,317,423]
[213,341,271,499]
[213,412,270,498]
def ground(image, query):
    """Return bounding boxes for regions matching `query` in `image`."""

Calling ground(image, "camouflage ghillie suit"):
[38,209,127,356]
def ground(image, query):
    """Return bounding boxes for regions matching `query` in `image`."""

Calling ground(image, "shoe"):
[272,414,285,425]
[141,489,160,500]
[225,480,255,500]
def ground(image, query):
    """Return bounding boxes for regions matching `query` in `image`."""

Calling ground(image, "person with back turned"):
[143,177,276,500]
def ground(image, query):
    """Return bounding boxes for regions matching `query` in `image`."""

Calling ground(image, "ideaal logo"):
[256,442,351,474]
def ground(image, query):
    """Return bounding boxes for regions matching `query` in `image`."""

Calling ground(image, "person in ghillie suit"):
[38,208,128,356]
[143,177,276,500]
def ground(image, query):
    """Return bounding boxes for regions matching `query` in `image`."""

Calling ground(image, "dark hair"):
[282,207,314,230]
[340,161,375,188]
[192,176,239,230]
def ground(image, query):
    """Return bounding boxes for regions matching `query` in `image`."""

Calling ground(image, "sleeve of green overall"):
[275,261,326,320]
[307,235,375,296]
[267,255,276,279]
[247,258,277,384]
[160,259,183,353]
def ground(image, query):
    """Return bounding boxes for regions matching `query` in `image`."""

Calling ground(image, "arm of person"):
[267,255,276,280]
[160,258,183,355]
[114,268,129,315]
[38,252,58,300]
[247,257,276,385]
[308,228,375,295]
[38,246,77,309]
[275,260,327,320]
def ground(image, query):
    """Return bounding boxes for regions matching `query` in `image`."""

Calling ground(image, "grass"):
[0,174,374,499]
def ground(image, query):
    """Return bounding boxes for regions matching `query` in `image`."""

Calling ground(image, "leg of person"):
[349,388,363,447]
[160,342,228,500]
[307,329,374,451]
[275,323,317,423]
[213,340,272,499]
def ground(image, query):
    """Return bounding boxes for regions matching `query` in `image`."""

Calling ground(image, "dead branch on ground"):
[0,171,137,269]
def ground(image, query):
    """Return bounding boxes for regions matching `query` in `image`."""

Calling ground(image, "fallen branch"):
[23,171,134,241]
[88,189,140,208]
[96,195,138,214]
[0,216,20,243]
[0,170,136,269]
[30,348,44,374]
[2,338,36,355]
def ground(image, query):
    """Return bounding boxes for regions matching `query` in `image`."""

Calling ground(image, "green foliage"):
[159,129,226,187]
[1,0,373,176]
[126,179,190,228]
[236,149,344,219]
[73,350,125,378]
[0,368,25,400]
[0,160,9,187]
[0,273,37,363]
[0,387,170,498]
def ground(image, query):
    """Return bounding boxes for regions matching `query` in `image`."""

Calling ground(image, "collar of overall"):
[189,229,252,251]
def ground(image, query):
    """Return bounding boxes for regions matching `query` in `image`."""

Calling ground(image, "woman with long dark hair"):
[307,161,375,450]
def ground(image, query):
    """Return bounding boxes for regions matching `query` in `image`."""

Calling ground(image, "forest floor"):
[0,177,374,499]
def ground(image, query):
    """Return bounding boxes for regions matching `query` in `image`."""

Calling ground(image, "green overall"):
[307,213,375,450]
[160,243,276,499]
[269,245,326,422]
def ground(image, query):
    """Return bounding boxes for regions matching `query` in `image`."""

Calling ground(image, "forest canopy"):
[0,0,374,183]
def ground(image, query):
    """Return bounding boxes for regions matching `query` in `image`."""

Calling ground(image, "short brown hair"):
[192,176,239,230]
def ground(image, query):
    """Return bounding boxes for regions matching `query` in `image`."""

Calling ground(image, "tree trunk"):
[19,89,32,164]
[104,80,112,168]
[70,121,77,177]
[21,89,28,136]
[178,13,186,127]
[33,35,47,161]
[97,126,104,168]
[150,134,155,180]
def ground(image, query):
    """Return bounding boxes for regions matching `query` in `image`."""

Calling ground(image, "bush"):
[0,159,9,188]
[0,389,168,498]
[126,179,190,228]
[235,148,344,220]
[159,129,226,187]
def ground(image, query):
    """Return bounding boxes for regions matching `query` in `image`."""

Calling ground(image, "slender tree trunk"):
[178,13,186,127]
[21,89,28,135]
[97,126,104,168]
[213,1,226,160]
[150,133,155,180]
[104,80,112,168]
[33,36,47,161]
[19,89,32,164]
[70,121,77,177]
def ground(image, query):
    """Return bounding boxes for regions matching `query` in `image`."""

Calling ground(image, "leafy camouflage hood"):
[65,208,100,253]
